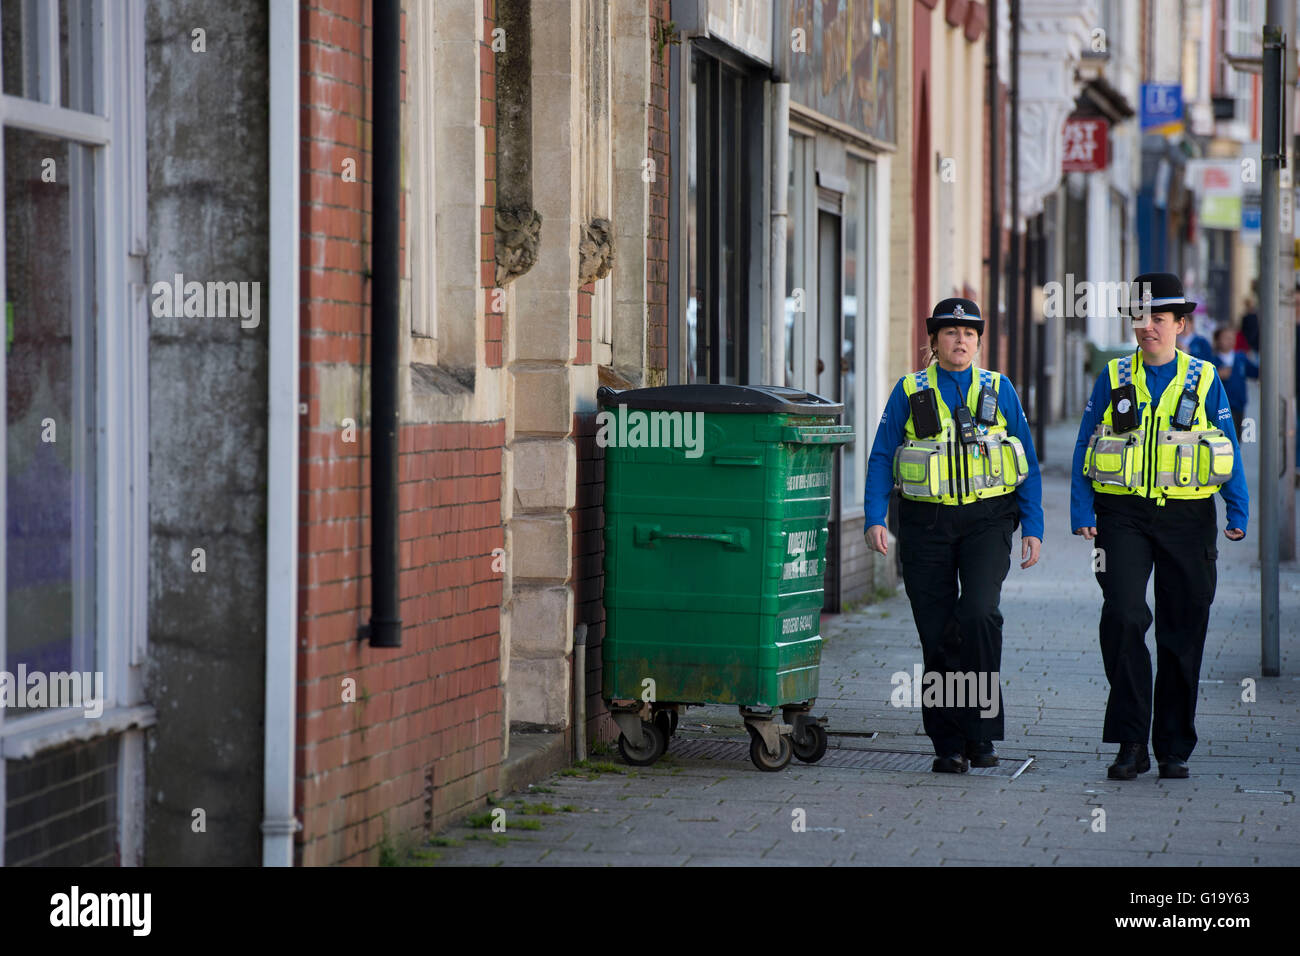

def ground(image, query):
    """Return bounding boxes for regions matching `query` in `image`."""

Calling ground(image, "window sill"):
[0,704,157,759]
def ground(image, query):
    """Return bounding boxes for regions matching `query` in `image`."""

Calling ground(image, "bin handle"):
[783,425,854,445]
[633,523,750,551]
[712,455,762,467]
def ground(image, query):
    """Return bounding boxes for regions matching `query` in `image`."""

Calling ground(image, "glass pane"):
[718,71,734,383]
[843,159,867,506]
[784,134,798,387]
[1,0,96,109]
[4,127,97,706]
[686,53,700,382]
[2,0,31,98]
[62,0,96,112]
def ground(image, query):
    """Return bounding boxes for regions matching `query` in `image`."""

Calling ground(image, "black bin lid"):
[597,384,843,417]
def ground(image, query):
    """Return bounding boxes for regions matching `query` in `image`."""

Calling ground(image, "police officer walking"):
[1071,273,1249,780]
[865,298,1043,773]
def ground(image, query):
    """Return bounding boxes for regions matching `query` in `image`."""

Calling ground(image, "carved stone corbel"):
[495,206,542,286]
[577,217,614,286]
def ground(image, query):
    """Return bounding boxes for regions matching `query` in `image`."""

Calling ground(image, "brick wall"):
[296,0,506,866]
[573,410,609,743]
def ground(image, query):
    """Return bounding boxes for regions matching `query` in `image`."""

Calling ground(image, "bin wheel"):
[653,709,676,749]
[749,732,793,772]
[792,723,828,763]
[619,720,666,767]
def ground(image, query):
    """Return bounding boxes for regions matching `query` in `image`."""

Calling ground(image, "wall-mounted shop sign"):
[1062,117,1108,172]
[786,0,897,144]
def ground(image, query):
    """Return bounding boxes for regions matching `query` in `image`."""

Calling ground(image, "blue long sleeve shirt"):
[1069,355,1249,534]
[1211,351,1259,411]
[864,366,1045,539]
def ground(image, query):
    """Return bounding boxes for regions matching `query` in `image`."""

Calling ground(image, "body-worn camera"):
[976,385,999,425]
[1110,384,1139,432]
[909,389,942,438]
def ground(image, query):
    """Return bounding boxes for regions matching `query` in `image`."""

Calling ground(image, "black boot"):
[1107,743,1151,780]
[1157,758,1189,779]
[932,753,969,774]
[965,740,998,768]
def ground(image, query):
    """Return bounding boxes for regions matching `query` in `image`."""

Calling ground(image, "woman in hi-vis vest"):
[864,298,1044,773]
[1072,273,1248,781]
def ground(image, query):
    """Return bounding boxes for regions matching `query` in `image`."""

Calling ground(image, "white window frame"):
[0,0,152,864]
[841,151,876,521]
[409,0,436,343]
[586,0,613,360]
[786,127,816,390]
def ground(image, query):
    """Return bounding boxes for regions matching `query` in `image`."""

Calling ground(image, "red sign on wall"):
[1062,117,1109,172]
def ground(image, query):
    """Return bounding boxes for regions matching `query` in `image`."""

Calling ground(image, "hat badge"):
[953,303,965,318]
[1140,289,1152,307]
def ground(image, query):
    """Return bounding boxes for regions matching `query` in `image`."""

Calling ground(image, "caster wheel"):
[618,720,666,767]
[792,723,828,763]
[653,709,676,750]
[749,730,793,772]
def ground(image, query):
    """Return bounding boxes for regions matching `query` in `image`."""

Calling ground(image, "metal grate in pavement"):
[668,736,1033,777]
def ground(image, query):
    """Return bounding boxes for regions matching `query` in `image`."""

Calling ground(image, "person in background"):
[1212,325,1258,438]
[1238,296,1259,358]
[1178,311,1215,364]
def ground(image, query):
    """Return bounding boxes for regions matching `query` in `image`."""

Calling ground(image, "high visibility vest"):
[892,365,1029,504]
[1083,349,1235,503]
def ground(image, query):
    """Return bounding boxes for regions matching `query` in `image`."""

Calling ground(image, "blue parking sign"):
[1141,84,1183,136]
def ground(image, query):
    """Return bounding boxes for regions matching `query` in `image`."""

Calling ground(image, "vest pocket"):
[1000,435,1028,487]
[1087,434,1140,487]
[894,444,942,498]
[1174,443,1196,486]
[1196,433,1234,486]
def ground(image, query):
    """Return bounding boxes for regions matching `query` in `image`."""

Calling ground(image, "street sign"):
[1140,83,1183,136]
[1243,190,1262,244]
[1186,158,1243,229]
[1061,117,1108,171]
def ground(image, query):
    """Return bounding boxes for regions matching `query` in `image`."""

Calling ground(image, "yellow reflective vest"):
[1083,349,1235,503]
[892,365,1029,504]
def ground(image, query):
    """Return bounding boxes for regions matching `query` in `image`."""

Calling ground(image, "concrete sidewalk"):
[421,416,1299,866]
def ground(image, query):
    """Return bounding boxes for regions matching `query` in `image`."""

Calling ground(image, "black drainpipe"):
[362,0,402,648]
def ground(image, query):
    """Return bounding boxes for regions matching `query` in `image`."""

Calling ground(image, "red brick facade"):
[296,0,506,866]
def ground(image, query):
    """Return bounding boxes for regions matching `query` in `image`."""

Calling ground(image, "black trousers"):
[1094,494,1218,761]
[898,494,1017,755]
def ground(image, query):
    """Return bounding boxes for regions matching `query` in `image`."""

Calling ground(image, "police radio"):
[976,385,999,425]
[1110,384,1139,432]
[954,405,978,444]
[1172,387,1199,430]
[908,389,942,438]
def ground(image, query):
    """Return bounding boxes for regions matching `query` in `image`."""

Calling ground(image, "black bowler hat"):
[1122,272,1197,317]
[926,297,984,335]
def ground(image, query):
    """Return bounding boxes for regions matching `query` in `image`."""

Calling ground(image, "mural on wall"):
[787,0,896,144]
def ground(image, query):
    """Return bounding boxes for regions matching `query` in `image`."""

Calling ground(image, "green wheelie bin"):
[597,383,852,772]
